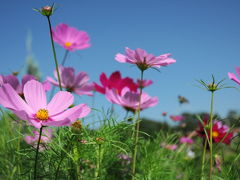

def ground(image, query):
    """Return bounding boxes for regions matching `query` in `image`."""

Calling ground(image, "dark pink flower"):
[115,47,176,71]
[94,71,138,95]
[197,119,233,145]
[170,115,184,122]
[137,79,153,88]
[47,66,94,96]
[162,112,167,116]
[179,136,194,144]
[52,23,91,51]
[0,80,91,128]
[105,87,158,112]
[228,67,240,85]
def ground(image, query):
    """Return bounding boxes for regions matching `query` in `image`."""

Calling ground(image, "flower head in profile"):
[180,136,194,144]
[161,143,178,151]
[52,23,91,51]
[47,66,94,96]
[170,115,184,122]
[197,119,233,144]
[0,80,91,128]
[115,47,176,71]
[34,4,55,17]
[0,74,50,97]
[105,87,158,112]
[24,129,53,151]
[228,67,240,85]
[94,71,138,95]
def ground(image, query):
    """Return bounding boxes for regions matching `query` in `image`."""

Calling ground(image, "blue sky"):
[1,0,240,124]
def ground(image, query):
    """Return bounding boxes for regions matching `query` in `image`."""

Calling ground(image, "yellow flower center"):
[212,131,219,138]
[36,109,49,121]
[65,42,72,47]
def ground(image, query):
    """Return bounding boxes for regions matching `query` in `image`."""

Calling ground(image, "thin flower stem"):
[132,70,144,180]
[201,139,207,180]
[61,50,69,66]
[209,91,215,180]
[95,144,102,178]
[46,16,62,91]
[34,126,43,180]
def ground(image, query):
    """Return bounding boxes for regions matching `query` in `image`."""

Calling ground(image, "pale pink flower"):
[52,23,91,51]
[47,66,94,96]
[137,79,153,88]
[115,47,176,71]
[105,87,158,112]
[0,80,91,128]
[179,136,194,144]
[24,129,53,151]
[228,67,240,85]
[170,115,184,122]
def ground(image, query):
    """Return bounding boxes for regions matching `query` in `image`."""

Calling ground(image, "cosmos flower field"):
[0,4,240,180]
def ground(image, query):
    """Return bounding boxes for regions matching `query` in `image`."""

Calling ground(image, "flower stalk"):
[132,70,144,179]
[34,126,44,180]
[46,16,63,90]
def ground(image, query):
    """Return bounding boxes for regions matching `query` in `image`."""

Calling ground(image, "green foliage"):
[0,110,239,179]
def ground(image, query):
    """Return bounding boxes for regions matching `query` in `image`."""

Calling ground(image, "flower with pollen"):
[0,80,91,128]
[36,109,49,121]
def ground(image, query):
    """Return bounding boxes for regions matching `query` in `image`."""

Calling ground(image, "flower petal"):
[24,80,47,111]
[47,91,74,116]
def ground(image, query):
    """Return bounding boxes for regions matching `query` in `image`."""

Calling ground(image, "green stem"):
[209,91,215,180]
[61,50,69,66]
[34,126,44,180]
[132,70,144,180]
[201,139,207,180]
[95,144,102,178]
[46,16,62,91]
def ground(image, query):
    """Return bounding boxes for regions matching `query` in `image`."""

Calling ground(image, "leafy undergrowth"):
[0,110,239,180]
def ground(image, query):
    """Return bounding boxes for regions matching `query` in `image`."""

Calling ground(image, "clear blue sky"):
[1,0,240,124]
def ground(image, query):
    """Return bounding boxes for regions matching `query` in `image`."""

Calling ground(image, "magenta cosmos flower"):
[228,67,240,85]
[105,87,158,112]
[115,47,176,71]
[47,66,94,96]
[94,71,138,95]
[0,80,90,128]
[52,23,91,51]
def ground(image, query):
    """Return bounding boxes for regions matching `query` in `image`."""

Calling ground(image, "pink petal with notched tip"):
[48,103,90,124]
[23,80,47,112]
[47,91,74,116]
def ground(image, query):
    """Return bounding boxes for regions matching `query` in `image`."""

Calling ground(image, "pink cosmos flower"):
[52,23,91,51]
[47,66,94,96]
[162,112,167,116]
[115,47,176,71]
[94,71,138,95]
[170,115,184,122]
[228,67,240,85]
[179,136,194,144]
[0,80,91,128]
[137,79,153,88]
[24,129,53,151]
[105,87,158,112]
[0,74,51,96]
